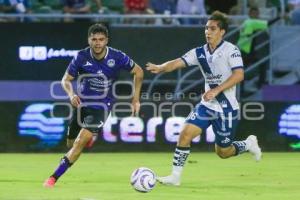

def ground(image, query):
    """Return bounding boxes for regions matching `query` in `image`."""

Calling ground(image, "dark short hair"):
[249,6,259,13]
[249,6,259,15]
[208,11,228,33]
[88,23,108,37]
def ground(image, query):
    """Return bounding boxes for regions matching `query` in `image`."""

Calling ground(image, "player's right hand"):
[70,94,81,107]
[146,62,162,74]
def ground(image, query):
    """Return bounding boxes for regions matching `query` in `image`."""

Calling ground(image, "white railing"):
[0,13,248,20]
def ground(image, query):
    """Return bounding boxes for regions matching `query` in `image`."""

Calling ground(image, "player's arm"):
[203,69,244,101]
[146,58,186,74]
[216,68,244,91]
[61,72,81,107]
[130,64,144,116]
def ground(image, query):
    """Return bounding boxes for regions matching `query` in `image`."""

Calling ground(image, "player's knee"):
[73,137,86,149]
[217,153,229,159]
[84,131,93,142]
[71,140,85,157]
[76,132,93,147]
[216,148,231,159]
[72,139,81,149]
[178,131,193,146]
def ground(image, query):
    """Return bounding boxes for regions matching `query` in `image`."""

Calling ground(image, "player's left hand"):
[203,88,220,101]
[131,99,141,116]
[146,62,162,74]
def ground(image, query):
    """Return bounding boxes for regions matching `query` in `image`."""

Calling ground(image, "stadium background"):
[0,22,299,152]
[1,1,300,200]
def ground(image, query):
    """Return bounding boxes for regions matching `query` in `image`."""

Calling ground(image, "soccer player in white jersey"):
[146,11,262,186]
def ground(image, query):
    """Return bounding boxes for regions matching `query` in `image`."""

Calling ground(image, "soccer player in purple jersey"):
[43,24,144,188]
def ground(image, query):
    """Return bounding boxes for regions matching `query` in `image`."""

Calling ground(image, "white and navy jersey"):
[181,40,243,112]
[67,46,135,110]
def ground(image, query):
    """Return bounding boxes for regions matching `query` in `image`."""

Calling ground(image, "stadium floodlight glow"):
[278,104,300,139]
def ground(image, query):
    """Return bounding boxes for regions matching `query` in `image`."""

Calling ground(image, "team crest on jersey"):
[107,59,115,67]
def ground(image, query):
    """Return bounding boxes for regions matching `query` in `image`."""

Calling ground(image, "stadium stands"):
[1,0,299,101]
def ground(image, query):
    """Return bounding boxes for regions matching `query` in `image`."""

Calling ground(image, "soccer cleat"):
[246,135,262,161]
[156,175,181,186]
[43,176,56,188]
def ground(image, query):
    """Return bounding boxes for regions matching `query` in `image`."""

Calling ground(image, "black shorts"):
[67,107,109,140]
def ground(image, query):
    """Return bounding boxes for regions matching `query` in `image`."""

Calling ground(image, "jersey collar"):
[206,40,224,55]
[89,46,109,61]
[104,46,109,59]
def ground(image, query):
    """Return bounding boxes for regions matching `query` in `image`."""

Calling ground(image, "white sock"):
[172,166,183,177]
[171,147,190,177]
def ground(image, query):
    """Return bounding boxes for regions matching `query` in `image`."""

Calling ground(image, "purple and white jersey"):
[181,40,244,112]
[67,46,135,110]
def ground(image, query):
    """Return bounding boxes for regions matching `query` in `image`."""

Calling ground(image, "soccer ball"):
[130,167,156,193]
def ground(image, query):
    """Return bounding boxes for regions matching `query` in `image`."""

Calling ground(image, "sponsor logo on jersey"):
[230,52,241,58]
[221,137,231,144]
[107,59,115,67]
[205,73,223,84]
[217,131,231,136]
[205,73,222,80]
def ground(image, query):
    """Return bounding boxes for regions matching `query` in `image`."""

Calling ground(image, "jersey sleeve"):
[119,51,135,71]
[66,53,82,78]
[181,48,198,67]
[228,46,244,70]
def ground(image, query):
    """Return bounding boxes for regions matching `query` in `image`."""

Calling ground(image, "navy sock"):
[51,156,73,180]
[232,141,247,156]
[173,146,190,167]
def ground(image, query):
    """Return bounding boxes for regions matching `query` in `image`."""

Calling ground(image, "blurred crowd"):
[0,0,299,25]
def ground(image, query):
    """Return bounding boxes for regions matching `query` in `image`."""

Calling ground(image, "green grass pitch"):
[0,153,299,200]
